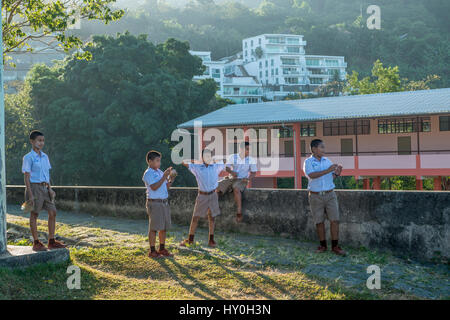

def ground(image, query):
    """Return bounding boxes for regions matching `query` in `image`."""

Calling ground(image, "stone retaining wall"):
[6,186,450,260]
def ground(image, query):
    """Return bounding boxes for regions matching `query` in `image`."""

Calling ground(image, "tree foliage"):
[75,0,449,87]
[345,60,440,95]
[7,33,220,186]
[2,0,124,60]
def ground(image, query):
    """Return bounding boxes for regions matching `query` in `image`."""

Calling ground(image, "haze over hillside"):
[114,0,263,9]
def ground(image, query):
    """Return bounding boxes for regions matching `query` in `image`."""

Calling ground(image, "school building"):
[177,88,450,190]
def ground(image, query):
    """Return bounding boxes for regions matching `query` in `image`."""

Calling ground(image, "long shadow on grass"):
[192,248,276,299]
[156,258,224,300]
[221,251,300,299]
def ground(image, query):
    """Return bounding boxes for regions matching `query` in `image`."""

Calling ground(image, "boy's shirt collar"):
[30,149,46,158]
[312,154,326,162]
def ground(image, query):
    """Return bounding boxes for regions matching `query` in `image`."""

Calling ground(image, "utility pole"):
[0,0,7,253]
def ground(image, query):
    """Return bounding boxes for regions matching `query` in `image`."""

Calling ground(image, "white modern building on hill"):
[191,33,347,104]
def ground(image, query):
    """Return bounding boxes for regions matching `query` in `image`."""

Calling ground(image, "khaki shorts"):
[308,190,340,224]
[217,177,248,194]
[193,192,220,218]
[26,183,56,213]
[146,199,171,231]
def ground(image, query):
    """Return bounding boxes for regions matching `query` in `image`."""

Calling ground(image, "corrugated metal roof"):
[178,88,450,129]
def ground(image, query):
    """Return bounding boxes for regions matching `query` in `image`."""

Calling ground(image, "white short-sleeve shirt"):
[303,155,335,192]
[188,162,226,192]
[142,167,168,199]
[22,149,52,183]
[226,153,257,179]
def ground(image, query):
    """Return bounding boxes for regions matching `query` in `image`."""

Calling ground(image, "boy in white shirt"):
[180,149,226,248]
[142,150,176,258]
[217,142,257,222]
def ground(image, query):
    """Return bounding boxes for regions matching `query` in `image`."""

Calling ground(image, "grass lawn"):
[2,208,448,300]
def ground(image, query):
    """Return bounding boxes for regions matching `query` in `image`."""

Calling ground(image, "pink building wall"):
[199,114,450,190]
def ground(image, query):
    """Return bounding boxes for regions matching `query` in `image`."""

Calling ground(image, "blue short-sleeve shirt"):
[142,167,168,199]
[22,149,52,183]
[226,154,258,179]
[188,163,225,192]
[303,155,335,192]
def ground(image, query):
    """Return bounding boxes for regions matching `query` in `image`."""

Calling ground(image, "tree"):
[5,82,36,184]
[2,0,124,60]
[345,60,440,95]
[345,60,402,95]
[25,33,220,186]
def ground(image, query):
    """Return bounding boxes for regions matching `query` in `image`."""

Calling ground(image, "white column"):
[0,1,7,253]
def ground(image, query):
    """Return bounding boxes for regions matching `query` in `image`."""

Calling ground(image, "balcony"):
[266,47,305,55]
[252,152,450,177]
[223,89,262,97]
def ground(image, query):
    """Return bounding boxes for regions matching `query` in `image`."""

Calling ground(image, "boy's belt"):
[198,190,215,195]
[148,198,168,204]
[31,182,49,187]
[309,189,334,195]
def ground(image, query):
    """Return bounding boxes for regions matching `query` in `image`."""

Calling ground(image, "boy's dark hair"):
[310,139,323,150]
[146,150,162,163]
[29,130,44,140]
[240,141,250,149]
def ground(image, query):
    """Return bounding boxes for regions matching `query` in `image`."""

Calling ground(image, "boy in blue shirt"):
[22,130,66,251]
[180,149,226,248]
[142,150,176,258]
[303,139,346,256]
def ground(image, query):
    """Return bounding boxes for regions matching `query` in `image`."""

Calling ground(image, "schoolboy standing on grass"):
[22,130,66,251]
[143,150,176,258]
[303,139,346,256]
[180,149,226,248]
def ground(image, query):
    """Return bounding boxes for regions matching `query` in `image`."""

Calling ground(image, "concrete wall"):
[6,186,450,260]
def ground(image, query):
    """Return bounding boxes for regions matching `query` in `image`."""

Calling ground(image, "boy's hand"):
[328,164,338,173]
[49,188,56,201]
[335,165,343,175]
[163,167,173,178]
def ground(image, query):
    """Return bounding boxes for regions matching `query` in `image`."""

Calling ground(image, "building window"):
[271,69,274,76]
[284,77,299,84]
[259,38,261,45]
[265,60,268,67]
[245,50,248,56]
[310,78,323,84]
[275,78,279,84]
[275,126,293,138]
[245,42,248,48]
[324,120,370,136]
[275,68,278,75]
[306,59,320,66]
[259,62,262,69]
[212,69,221,78]
[259,71,263,78]
[300,123,316,137]
[440,116,450,131]
[287,47,300,53]
[271,59,274,66]
[265,70,268,77]
[378,117,431,134]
